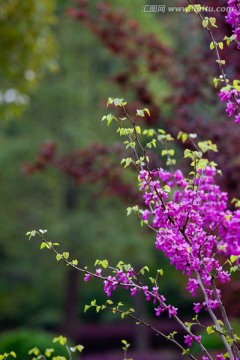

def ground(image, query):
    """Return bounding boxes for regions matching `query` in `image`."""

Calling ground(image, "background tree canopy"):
[0,0,58,120]
[0,0,239,358]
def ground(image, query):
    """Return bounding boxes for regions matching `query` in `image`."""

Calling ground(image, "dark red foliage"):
[68,0,174,126]
[68,0,240,201]
[24,142,142,205]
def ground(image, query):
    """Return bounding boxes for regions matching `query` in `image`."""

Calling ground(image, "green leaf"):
[185,4,192,12]
[144,108,150,116]
[230,265,238,273]
[230,255,238,263]
[39,229,47,234]
[101,259,108,269]
[135,126,141,134]
[163,185,171,193]
[198,140,218,153]
[107,97,126,107]
[210,41,214,50]
[40,242,47,250]
[84,305,90,313]
[209,17,217,27]
[216,59,225,65]
[116,261,124,269]
[45,348,54,357]
[56,254,62,261]
[28,347,40,356]
[124,158,132,168]
[106,299,114,305]
[114,98,124,106]
[184,149,192,158]
[177,131,188,143]
[218,42,223,49]
[26,230,37,239]
[185,322,193,331]
[75,345,84,353]
[202,18,208,28]
[105,113,115,126]
[224,214,232,221]
[213,78,219,88]
[53,336,67,346]
[136,109,144,117]
[62,252,69,260]
[126,207,132,216]
[206,326,214,334]
[182,348,190,355]
[140,266,149,275]
[224,35,232,46]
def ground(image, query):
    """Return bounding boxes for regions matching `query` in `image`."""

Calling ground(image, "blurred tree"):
[0,0,58,121]
[0,0,165,336]
[70,0,240,202]
[0,1,212,356]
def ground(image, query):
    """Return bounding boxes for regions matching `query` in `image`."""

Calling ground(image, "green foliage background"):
[0,0,193,345]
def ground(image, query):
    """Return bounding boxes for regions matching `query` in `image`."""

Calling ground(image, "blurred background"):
[0,0,240,359]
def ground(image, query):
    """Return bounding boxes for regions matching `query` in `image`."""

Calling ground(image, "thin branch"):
[195,271,234,359]
[103,305,198,360]
[186,0,240,110]
[211,279,240,358]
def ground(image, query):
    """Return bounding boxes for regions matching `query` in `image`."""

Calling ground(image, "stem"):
[66,345,72,360]
[104,306,198,360]
[117,106,238,358]
[38,233,213,359]
[211,279,240,358]
[196,272,234,359]
[186,0,240,110]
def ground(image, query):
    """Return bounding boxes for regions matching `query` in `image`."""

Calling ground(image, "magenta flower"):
[184,335,193,347]
[130,287,137,296]
[184,334,201,347]
[186,278,199,297]
[235,112,240,123]
[193,302,202,314]
[155,305,165,317]
[167,305,178,318]
[216,354,225,360]
[219,89,232,102]
[84,273,92,282]
[226,100,236,117]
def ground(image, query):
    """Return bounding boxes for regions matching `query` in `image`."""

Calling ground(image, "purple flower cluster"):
[219,209,240,254]
[226,0,240,48]
[84,151,240,357]
[184,334,201,347]
[219,88,240,123]
[140,165,240,311]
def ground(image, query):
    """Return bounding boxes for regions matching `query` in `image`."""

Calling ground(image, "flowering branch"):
[27,229,214,359]
[186,1,240,123]
[102,98,240,359]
